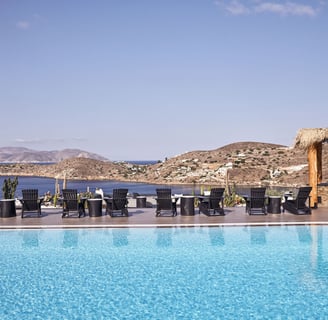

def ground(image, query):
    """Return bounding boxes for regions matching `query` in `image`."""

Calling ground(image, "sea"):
[0,161,291,197]
[0,160,198,197]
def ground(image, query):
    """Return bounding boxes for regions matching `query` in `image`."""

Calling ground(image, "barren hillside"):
[0,142,327,187]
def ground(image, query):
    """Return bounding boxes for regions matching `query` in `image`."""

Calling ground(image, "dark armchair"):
[105,188,129,217]
[21,189,42,218]
[155,188,177,217]
[283,186,312,215]
[198,187,225,216]
[246,187,267,215]
[62,189,85,218]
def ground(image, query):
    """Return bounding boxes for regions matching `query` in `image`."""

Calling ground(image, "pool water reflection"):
[1,226,328,319]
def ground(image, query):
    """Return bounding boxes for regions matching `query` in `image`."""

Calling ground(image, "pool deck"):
[1,205,328,229]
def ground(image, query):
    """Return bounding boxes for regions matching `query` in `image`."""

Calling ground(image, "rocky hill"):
[0,147,108,162]
[0,142,327,187]
[147,142,323,187]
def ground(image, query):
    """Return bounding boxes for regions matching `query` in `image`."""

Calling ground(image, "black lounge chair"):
[282,186,312,215]
[198,187,225,216]
[21,189,42,218]
[105,188,129,217]
[246,187,267,215]
[62,189,85,218]
[155,188,177,217]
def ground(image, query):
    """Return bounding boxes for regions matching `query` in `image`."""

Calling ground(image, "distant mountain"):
[0,147,108,163]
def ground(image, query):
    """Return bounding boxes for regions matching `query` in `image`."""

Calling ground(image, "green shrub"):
[2,176,18,199]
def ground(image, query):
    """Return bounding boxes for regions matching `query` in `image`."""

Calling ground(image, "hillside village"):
[0,141,327,188]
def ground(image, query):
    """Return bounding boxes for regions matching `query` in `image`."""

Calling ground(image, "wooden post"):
[317,142,322,184]
[307,143,321,208]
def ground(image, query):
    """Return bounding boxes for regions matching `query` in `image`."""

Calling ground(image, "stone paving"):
[1,205,328,229]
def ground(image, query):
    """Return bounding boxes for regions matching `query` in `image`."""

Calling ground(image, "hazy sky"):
[1,0,327,161]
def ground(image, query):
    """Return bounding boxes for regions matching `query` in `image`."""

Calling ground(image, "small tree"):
[2,176,19,199]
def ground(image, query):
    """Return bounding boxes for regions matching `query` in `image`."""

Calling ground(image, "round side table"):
[268,196,281,214]
[180,196,195,216]
[87,199,103,217]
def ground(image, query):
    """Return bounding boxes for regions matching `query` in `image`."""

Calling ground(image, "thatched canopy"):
[294,128,328,149]
[293,128,328,207]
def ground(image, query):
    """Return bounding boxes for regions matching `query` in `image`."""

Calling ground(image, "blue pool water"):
[1,226,328,319]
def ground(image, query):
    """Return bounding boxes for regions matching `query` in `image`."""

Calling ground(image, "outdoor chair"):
[62,189,85,218]
[155,188,177,217]
[246,187,267,215]
[282,186,312,215]
[21,189,42,218]
[105,188,129,217]
[198,187,225,216]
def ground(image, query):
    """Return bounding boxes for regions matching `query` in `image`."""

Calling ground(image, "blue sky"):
[0,0,327,161]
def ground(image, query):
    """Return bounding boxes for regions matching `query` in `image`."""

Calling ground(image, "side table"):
[180,196,195,216]
[136,196,147,208]
[267,196,281,214]
[87,199,103,217]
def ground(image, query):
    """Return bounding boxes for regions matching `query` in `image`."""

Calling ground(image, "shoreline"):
[0,142,321,187]
[0,172,300,189]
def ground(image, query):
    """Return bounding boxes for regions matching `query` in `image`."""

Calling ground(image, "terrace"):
[1,205,328,229]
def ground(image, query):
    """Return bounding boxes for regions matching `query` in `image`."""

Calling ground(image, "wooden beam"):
[307,143,320,207]
[317,142,322,184]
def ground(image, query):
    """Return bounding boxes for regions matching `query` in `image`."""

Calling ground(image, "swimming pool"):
[1,226,328,319]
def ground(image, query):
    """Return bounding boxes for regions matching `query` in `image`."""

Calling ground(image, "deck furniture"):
[155,188,177,217]
[198,187,225,216]
[21,189,43,218]
[136,196,147,208]
[267,196,282,214]
[105,188,129,217]
[245,187,267,215]
[180,196,195,216]
[62,189,85,218]
[282,186,312,215]
[87,198,103,217]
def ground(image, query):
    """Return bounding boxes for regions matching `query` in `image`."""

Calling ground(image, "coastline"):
[2,140,327,189]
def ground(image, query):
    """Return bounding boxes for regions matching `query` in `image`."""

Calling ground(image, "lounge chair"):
[62,189,85,218]
[198,187,225,215]
[105,188,129,217]
[246,187,267,215]
[282,186,312,215]
[21,189,42,218]
[155,188,177,217]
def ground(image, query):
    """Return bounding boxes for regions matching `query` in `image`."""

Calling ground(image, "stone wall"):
[318,184,328,207]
